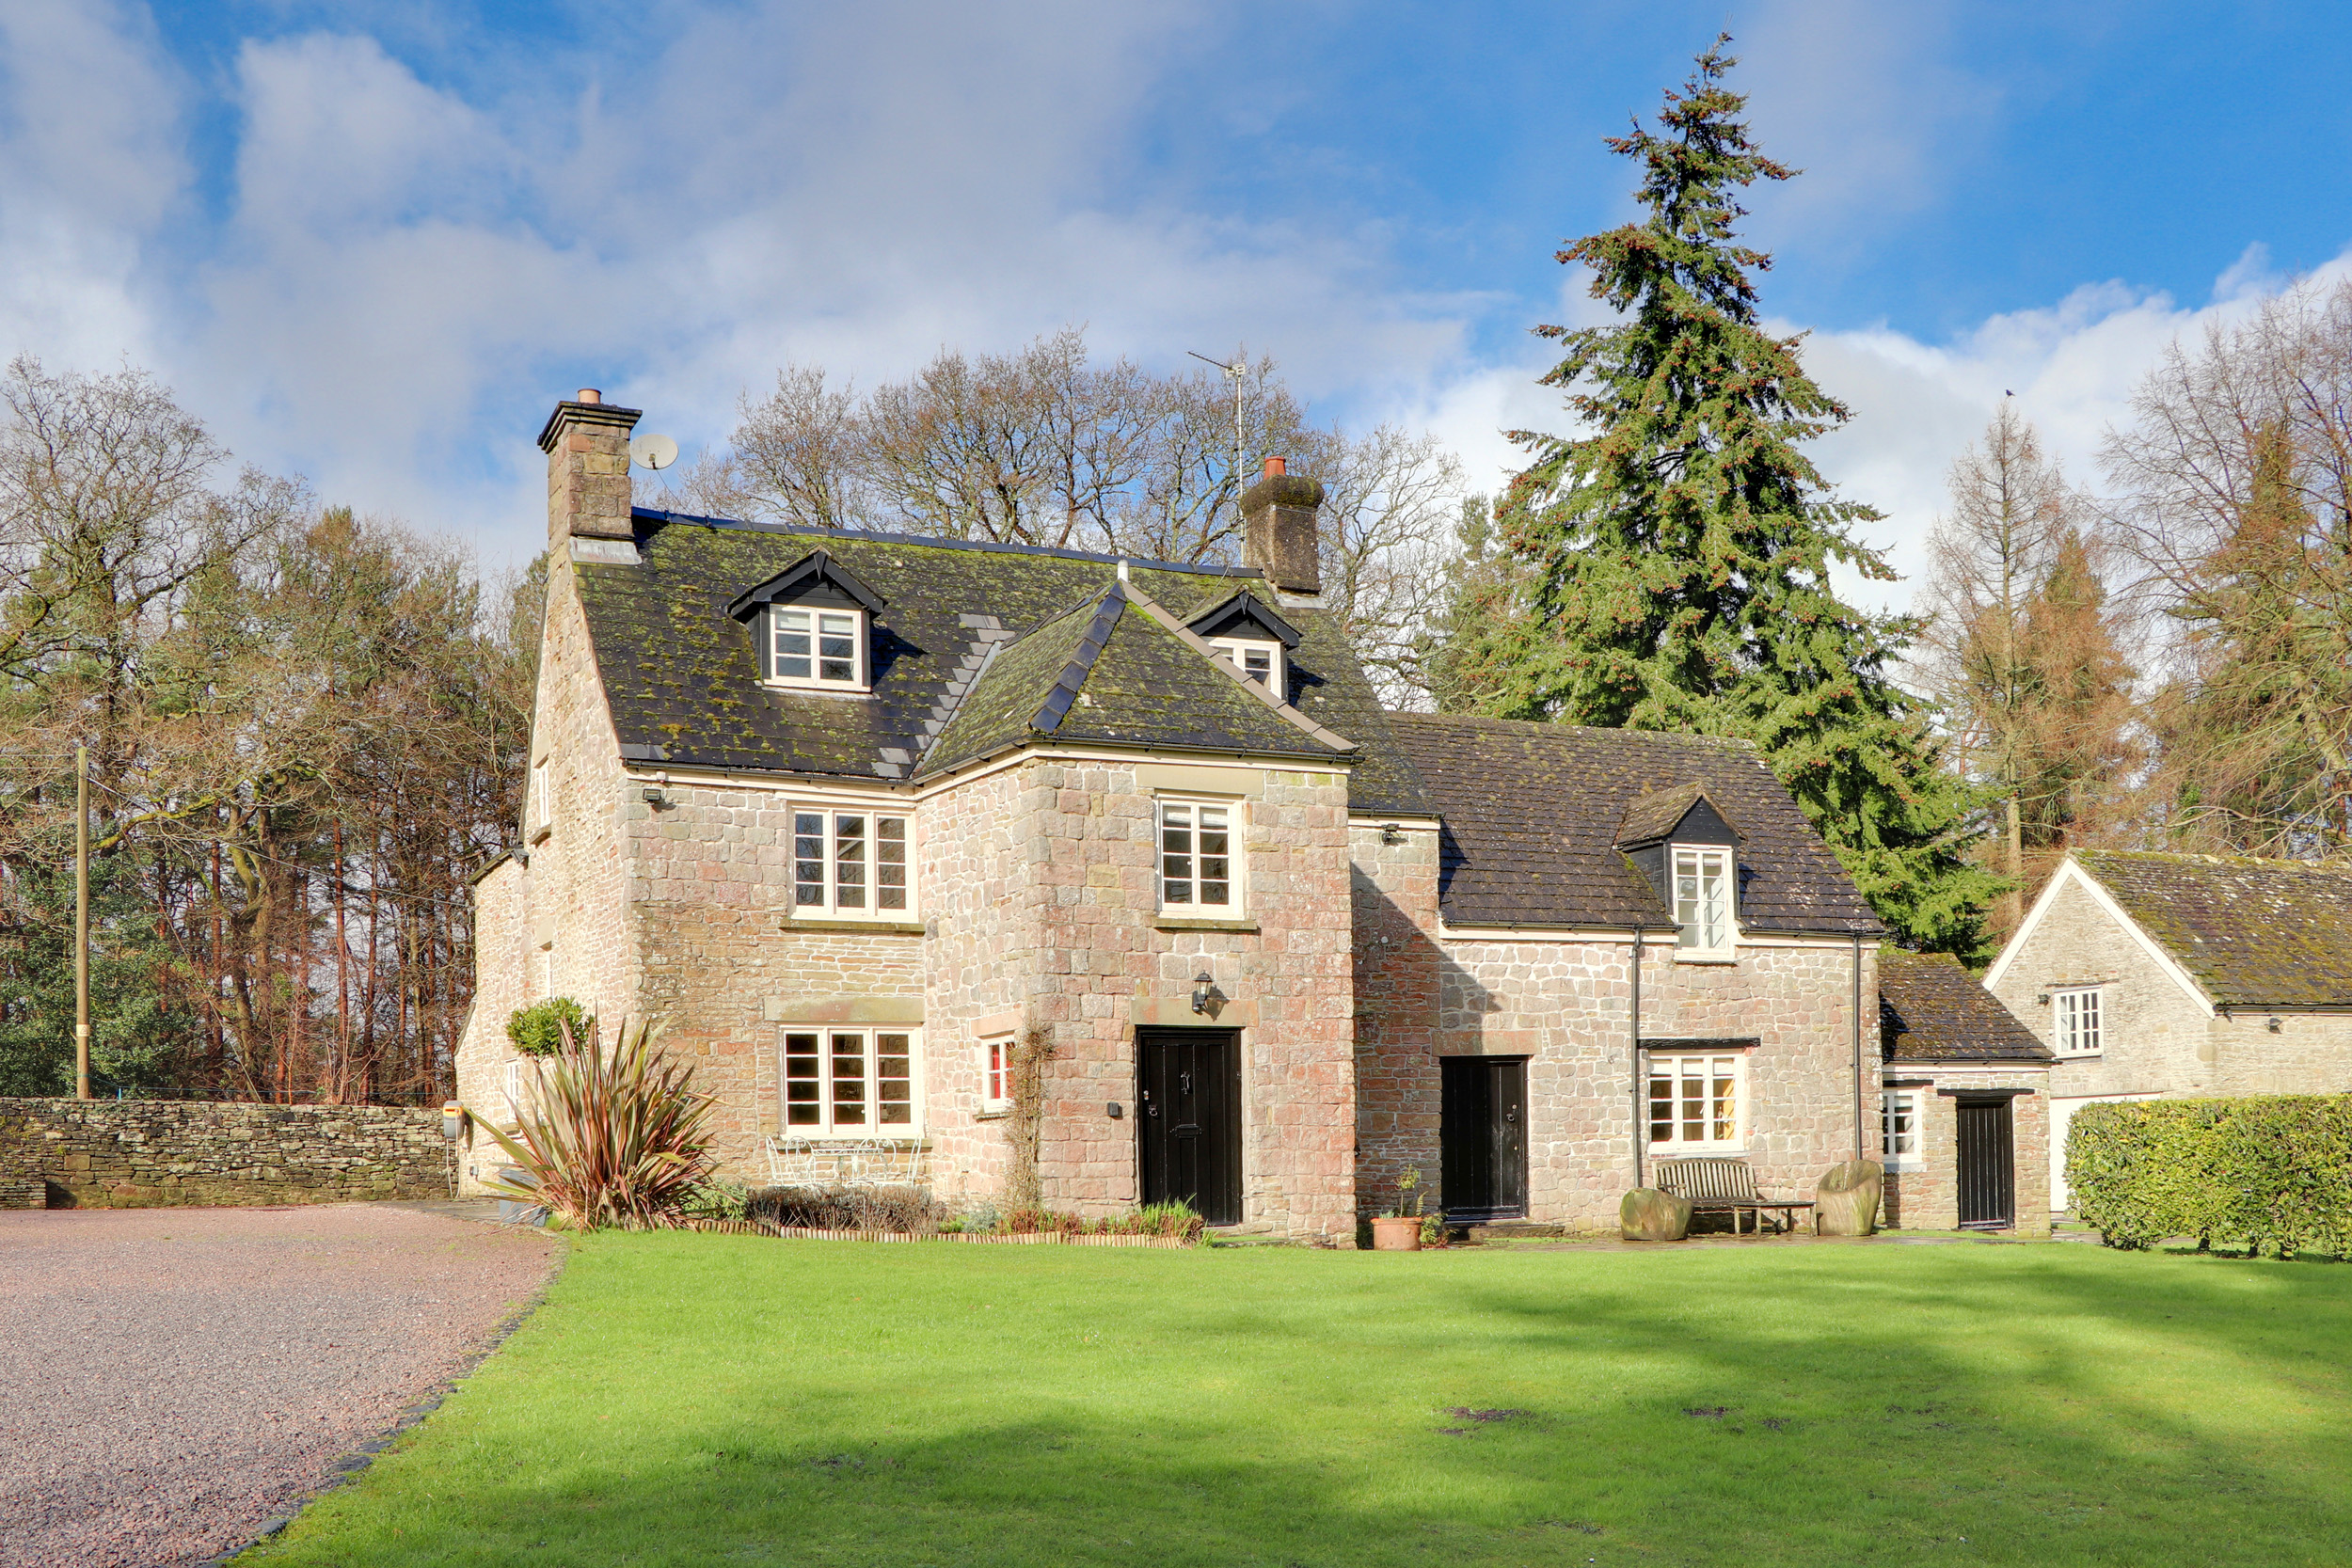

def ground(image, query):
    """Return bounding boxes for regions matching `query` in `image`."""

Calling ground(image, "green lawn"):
[248,1236,2352,1567]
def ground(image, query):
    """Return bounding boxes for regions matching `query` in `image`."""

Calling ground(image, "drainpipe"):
[1630,925,1648,1190]
[1851,933,1866,1161]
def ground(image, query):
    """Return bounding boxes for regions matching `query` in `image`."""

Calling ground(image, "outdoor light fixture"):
[642,785,666,806]
[1191,973,1216,1014]
[1380,822,1404,845]
[2268,1016,2283,1033]
[2036,992,2050,1006]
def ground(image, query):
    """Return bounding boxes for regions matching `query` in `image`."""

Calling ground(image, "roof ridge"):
[2078,847,2352,874]
[1384,712,1760,751]
[632,507,1268,581]
[1029,583,1129,736]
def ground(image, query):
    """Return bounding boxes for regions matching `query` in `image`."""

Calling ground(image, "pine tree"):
[1450,36,1999,955]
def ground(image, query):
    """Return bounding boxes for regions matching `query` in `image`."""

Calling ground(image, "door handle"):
[1180,1071,1192,1095]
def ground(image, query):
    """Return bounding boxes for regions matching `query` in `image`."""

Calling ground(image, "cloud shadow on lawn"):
[253,1241,2352,1568]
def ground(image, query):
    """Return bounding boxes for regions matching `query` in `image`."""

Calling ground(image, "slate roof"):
[577,511,1431,816]
[1384,715,1883,934]
[2072,849,2352,1008]
[1879,948,2052,1063]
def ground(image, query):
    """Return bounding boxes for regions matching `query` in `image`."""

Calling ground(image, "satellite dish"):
[628,433,679,471]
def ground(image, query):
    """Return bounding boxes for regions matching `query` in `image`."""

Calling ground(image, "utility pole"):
[74,742,90,1101]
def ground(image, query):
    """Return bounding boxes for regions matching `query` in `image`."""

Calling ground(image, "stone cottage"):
[1876,948,2052,1234]
[456,391,1894,1241]
[1985,849,2352,1213]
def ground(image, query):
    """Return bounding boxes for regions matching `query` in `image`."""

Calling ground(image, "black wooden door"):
[1136,1028,1242,1226]
[1955,1097,2016,1229]
[1440,1056,1528,1221]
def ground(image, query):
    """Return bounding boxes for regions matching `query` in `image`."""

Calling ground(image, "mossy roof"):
[1386,715,1883,934]
[577,512,1429,814]
[1879,948,2052,1063]
[2074,849,2352,1008]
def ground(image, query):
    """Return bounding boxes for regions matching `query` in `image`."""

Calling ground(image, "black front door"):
[1956,1097,2016,1229]
[1440,1056,1528,1222]
[1136,1028,1242,1226]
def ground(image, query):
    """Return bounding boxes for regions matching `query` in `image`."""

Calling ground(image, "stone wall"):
[1989,873,2214,1100]
[1357,923,1876,1233]
[1879,1069,2052,1236]
[0,1099,451,1208]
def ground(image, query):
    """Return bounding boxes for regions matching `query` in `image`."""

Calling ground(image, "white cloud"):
[0,0,184,371]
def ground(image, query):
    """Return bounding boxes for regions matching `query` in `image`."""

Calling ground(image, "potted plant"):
[1370,1167,1427,1251]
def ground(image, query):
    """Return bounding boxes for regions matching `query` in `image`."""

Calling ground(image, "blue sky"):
[7,2,2349,606]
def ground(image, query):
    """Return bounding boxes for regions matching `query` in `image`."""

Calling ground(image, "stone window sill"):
[976,1107,1011,1121]
[1672,952,1737,966]
[770,1135,932,1150]
[780,918,926,935]
[529,823,552,845]
[1153,916,1260,933]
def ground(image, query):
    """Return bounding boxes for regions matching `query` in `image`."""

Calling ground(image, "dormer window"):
[770,605,866,689]
[1672,844,1734,954]
[1186,590,1301,697]
[727,548,888,698]
[1613,782,1742,961]
[1210,637,1283,689]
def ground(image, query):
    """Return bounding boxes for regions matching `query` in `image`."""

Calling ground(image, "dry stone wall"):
[0,1099,450,1208]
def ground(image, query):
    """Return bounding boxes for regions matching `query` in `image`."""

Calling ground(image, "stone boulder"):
[1620,1187,1692,1242]
[1815,1159,1883,1237]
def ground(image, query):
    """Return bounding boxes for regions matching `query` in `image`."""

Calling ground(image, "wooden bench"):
[1653,1158,1815,1235]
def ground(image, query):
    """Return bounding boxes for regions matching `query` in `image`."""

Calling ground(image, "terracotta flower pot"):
[1369,1215,1423,1251]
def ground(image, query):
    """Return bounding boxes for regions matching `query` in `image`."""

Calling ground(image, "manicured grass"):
[249,1236,2352,1567]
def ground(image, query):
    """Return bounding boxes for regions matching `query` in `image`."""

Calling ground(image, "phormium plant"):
[473,1018,717,1230]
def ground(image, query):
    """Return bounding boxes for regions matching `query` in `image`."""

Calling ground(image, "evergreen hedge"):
[2069,1096,2352,1257]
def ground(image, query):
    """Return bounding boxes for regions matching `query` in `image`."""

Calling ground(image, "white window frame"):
[502,1056,546,1123]
[1671,843,1736,957]
[790,807,913,918]
[781,1026,921,1136]
[1645,1050,1748,1153]
[2055,987,2103,1057]
[765,603,868,692]
[979,1033,1013,1117]
[1156,796,1240,914]
[1883,1086,1924,1169]
[1209,636,1284,692]
[537,942,556,1001]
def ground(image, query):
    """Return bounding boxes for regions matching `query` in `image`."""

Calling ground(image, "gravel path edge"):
[200,1227,570,1568]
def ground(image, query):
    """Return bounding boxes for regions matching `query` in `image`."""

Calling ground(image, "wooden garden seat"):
[1652,1157,1815,1235]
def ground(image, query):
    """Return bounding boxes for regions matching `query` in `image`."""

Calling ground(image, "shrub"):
[471,1020,717,1230]
[682,1179,751,1223]
[2070,1095,2352,1257]
[750,1183,947,1234]
[507,997,595,1058]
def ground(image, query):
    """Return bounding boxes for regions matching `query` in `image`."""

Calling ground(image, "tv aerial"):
[628,433,678,471]
[1187,350,1247,497]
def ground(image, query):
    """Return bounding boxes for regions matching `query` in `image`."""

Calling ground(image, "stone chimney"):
[1239,455,1323,598]
[536,388,643,552]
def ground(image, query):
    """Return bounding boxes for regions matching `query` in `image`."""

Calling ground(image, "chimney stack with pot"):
[537,388,643,552]
[1239,455,1323,598]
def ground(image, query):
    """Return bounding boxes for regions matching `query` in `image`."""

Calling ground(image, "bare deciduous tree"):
[2103,277,2352,858]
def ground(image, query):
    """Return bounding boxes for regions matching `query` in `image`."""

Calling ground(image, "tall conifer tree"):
[1448,37,1998,955]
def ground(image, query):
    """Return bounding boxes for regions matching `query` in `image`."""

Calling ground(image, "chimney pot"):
[578,388,602,404]
[1263,456,1286,479]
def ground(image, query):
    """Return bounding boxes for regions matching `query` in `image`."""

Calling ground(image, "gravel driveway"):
[0,1203,561,1568]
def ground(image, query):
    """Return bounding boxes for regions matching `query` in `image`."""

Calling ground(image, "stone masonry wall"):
[1880,1069,2052,1236]
[1991,875,2214,1103]
[453,560,644,1194]
[0,1099,450,1208]
[1011,756,1358,1243]
[1350,821,1442,1218]
[1402,932,1875,1232]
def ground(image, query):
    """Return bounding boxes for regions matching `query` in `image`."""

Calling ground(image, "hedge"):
[2069,1095,2352,1257]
